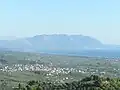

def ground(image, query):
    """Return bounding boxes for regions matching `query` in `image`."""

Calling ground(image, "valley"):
[0,51,120,89]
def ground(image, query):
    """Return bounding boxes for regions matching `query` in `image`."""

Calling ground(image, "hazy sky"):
[0,0,120,44]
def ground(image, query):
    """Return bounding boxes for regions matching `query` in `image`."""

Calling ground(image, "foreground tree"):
[12,75,120,90]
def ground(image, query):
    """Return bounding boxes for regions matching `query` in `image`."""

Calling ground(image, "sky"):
[0,0,120,44]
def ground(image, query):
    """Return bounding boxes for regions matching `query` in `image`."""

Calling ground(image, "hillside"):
[13,75,120,90]
[0,34,103,52]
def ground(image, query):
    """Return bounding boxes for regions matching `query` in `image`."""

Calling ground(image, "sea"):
[40,49,120,58]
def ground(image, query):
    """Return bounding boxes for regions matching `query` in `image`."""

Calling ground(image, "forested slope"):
[12,75,120,90]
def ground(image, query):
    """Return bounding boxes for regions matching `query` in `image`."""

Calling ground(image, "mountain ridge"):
[0,34,118,52]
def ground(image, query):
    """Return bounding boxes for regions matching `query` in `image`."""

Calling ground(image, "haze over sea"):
[41,49,120,58]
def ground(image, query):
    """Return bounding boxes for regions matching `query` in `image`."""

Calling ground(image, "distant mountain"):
[26,34,103,51]
[0,34,115,52]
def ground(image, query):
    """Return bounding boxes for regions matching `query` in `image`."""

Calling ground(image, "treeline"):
[13,75,120,90]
